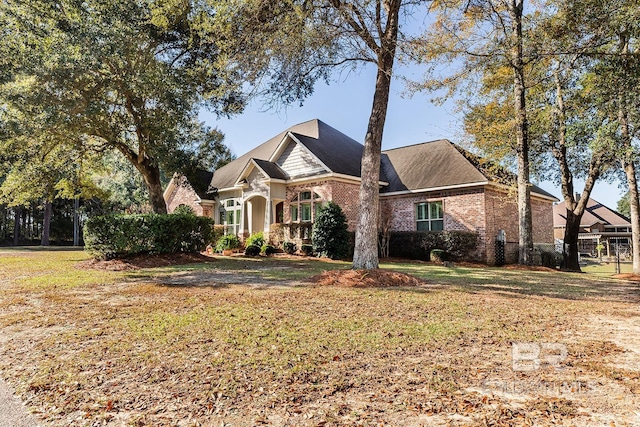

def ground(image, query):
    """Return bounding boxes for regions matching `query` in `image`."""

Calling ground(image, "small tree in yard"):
[312,202,349,260]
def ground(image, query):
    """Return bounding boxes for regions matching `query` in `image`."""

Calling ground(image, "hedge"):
[386,231,479,261]
[84,213,214,259]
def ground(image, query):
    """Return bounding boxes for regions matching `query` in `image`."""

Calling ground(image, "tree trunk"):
[117,146,167,214]
[352,63,392,269]
[12,206,21,246]
[623,161,640,273]
[562,209,582,271]
[41,200,52,246]
[352,3,400,269]
[510,0,533,265]
[617,34,640,274]
[143,165,167,214]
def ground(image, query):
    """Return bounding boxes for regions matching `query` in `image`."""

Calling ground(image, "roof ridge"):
[382,139,450,153]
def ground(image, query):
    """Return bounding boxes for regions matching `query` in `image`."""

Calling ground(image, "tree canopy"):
[0,0,243,214]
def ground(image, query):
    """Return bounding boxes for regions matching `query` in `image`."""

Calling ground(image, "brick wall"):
[165,178,204,216]
[484,189,555,264]
[283,180,360,230]
[328,180,361,231]
[382,188,487,262]
[532,197,554,244]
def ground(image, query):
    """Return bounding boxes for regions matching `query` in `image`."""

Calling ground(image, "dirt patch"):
[76,252,215,271]
[307,268,428,288]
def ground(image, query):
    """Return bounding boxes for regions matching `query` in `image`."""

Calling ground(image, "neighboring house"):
[164,119,557,264]
[553,198,632,258]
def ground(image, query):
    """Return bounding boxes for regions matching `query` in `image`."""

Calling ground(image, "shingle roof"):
[185,119,556,201]
[252,159,288,180]
[381,140,488,193]
[380,140,557,199]
[553,198,631,228]
[208,120,323,190]
[292,121,369,178]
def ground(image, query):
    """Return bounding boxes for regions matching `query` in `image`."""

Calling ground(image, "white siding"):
[245,167,269,198]
[276,141,326,178]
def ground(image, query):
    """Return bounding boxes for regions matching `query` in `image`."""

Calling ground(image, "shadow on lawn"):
[121,256,640,303]
[399,264,640,303]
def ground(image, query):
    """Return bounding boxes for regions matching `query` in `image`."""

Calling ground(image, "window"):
[416,201,444,231]
[289,191,323,223]
[301,203,312,222]
[220,198,241,234]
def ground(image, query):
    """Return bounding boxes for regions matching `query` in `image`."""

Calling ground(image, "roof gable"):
[381,140,488,193]
[553,198,631,228]
[275,137,328,178]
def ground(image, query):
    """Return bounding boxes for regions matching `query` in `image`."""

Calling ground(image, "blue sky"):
[200,64,627,211]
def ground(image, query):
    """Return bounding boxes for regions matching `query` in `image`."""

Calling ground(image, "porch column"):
[246,200,253,235]
[239,201,245,237]
[265,200,272,232]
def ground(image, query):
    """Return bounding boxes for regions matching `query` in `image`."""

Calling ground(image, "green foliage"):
[261,244,276,256]
[430,249,448,263]
[0,0,242,213]
[215,234,241,252]
[283,241,296,255]
[244,244,261,256]
[388,231,479,261]
[301,244,314,256]
[172,205,196,216]
[211,225,225,246]
[311,202,349,260]
[84,214,214,259]
[617,192,631,218]
[245,232,265,249]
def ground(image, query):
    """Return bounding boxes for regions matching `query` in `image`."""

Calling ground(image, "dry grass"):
[0,248,639,426]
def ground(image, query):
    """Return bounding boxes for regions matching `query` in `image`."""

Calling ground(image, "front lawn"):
[0,248,638,426]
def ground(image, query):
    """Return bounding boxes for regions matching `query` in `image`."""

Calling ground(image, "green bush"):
[430,249,448,262]
[216,234,241,252]
[244,244,261,256]
[261,244,276,256]
[172,204,195,216]
[84,213,214,260]
[283,241,296,255]
[245,232,265,249]
[312,201,349,259]
[211,225,225,246]
[301,244,314,256]
[387,231,479,261]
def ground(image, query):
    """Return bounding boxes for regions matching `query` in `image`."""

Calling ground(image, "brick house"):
[553,197,631,258]
[164,119,557,264]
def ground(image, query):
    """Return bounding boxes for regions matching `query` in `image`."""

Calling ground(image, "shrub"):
[84,213,214,260]
[312,201,349,259]
[301,244,314,256]
[387,231,479,261]
[430,249,448,263]
[211,225,225,247]
[216,234,241,253]
[283,241,296,255]
[244,244,261,256]
[261,244,276,256]
[172,204,195,216]
[245,232,265,249]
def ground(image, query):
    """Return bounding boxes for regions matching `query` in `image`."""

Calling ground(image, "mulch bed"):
[307,269,428,288]
[77,252,216,271]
